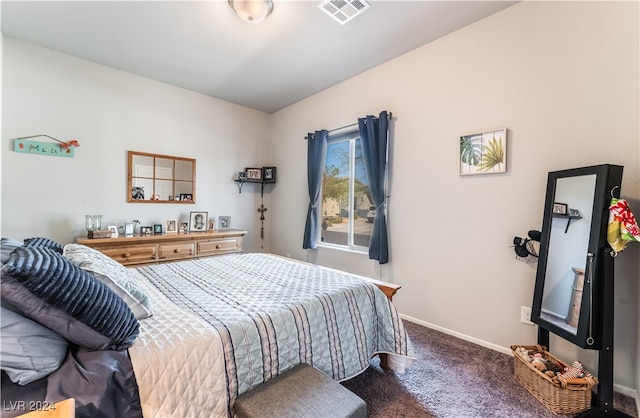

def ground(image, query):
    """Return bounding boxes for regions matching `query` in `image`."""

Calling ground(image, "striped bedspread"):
[129,253,413,417]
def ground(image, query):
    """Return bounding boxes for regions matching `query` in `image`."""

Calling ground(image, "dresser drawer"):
[101,244,156,265]
[157,242,195,261]
[197,238,240,256]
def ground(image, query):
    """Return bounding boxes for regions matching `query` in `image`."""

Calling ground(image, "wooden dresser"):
[76,230,247,266]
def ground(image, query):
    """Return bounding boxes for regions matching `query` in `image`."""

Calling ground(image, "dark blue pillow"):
[23,237,64,254]
[1,246,139,350]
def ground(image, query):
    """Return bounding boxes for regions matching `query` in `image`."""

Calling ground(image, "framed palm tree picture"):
[459,128,507,175]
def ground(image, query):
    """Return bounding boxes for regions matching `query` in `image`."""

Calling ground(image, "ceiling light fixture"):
[228,0,273,24]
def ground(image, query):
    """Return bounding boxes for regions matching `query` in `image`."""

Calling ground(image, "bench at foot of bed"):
[234,364,366,418]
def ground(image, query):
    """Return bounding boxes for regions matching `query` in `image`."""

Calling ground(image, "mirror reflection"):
[128,151,195,203]
[539,174,595,335]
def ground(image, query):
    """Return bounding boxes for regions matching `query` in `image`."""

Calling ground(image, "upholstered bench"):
[234,363,367,418]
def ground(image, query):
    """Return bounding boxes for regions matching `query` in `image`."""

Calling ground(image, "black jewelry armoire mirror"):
[531,164,629,417]
[532,164,623,348]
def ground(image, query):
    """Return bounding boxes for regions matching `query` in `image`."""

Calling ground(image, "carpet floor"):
[342,320,638,418]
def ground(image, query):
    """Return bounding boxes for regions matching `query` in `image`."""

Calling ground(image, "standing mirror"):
[127,151,196,203]
[531,164,623,348]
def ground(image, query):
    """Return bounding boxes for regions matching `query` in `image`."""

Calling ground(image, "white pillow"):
[63,243,153,319]
[1,301,68,385]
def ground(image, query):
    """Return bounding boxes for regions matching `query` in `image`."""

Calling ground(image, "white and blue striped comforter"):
[129,253,413,417]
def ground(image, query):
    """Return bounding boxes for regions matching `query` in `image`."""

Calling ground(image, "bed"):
[1,240,413,418]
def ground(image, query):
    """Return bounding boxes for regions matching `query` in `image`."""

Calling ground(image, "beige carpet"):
[342,320,637,418]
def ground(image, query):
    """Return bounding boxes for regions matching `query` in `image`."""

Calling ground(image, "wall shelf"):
[234,179,275,195]
[552,213,583,233]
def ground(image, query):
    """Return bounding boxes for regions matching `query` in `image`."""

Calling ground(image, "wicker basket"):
[511,345,598,415]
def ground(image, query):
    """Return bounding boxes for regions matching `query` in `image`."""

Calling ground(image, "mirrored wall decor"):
[531,164,623,349]
[127,151,196,203]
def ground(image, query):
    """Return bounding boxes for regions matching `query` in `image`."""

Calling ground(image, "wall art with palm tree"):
[459,128,507,175]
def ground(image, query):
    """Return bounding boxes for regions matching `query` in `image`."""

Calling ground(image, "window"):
[320,130,373,251]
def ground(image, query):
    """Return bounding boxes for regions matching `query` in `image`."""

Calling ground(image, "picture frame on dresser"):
[218,216,231,230]
[107,225,118,238]
[166,219,177,234]
[124,222,134,236]
[189,211,208,232]
[179,222,188,234]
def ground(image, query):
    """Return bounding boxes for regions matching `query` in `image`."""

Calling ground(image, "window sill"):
[316,242,368,255]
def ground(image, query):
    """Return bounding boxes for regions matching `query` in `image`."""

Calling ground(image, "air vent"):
[318,0,370,25]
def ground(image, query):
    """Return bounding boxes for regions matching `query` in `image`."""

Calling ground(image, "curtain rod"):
[305,112,392,140]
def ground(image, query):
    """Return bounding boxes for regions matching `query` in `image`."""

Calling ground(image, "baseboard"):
[400,313,639,402]
[399,314,512,356]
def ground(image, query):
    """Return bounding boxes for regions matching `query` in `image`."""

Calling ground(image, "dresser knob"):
[174,249,180,253]
[216,244,221,249]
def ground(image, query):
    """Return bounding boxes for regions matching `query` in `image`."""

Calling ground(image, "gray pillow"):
[63,244,153,320]
[1,246,139,350]
[1,301,68,385]
[1,238,23,264]
[23,237,64,253]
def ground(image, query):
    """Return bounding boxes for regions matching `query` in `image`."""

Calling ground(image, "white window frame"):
[317,129,369,253]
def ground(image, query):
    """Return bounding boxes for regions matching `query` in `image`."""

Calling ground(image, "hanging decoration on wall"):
[258,203,267,250]
[12,134,80,158]
[459,128,506,175]
[512,230,540,265]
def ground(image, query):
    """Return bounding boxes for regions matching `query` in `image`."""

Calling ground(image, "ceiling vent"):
[318,0,370,25]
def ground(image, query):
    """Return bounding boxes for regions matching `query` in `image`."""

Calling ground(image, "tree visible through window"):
[320,130,372,250]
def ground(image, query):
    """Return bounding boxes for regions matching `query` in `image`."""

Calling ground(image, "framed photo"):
[263,167,276,183]
[218,216,231,230]
[553,202,568,215]
[180,193,193,202]
[237,171,248,181]
[246,168,262,181]
[189,211,208,232]
[166,219,177,234]
[140,226,153,235]
[124,223,134,235]
[459,128,507,175]
[208,218,216,231]
[107,225,118,238]
[153,224,163,235]
[179,222,189,234]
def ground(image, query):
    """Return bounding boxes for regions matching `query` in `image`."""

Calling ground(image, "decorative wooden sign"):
[13,139,75,157]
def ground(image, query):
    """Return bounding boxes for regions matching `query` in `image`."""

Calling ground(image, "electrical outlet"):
[521,306,534,326]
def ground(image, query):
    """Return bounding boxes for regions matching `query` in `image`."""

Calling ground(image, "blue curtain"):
[302,130,328,249]
[358,111,389,264]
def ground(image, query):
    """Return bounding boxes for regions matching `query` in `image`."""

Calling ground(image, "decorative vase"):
[85,215,103,237]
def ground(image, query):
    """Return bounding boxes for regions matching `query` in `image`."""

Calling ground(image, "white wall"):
[268,1,639,392]
[1,39,271,252]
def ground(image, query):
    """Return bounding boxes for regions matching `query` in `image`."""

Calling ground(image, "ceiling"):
[1,1,517,114]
